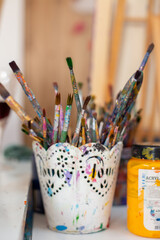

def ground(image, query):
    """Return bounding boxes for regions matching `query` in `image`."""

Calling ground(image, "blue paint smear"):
[47,187,53,197]
[55,143,62,147]
[79,226,85,231]
[56,225,67,231]
[64,170,72,186]
[76,204,79,209]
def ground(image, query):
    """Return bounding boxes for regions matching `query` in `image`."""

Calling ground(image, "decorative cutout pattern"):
[33,141,123,234]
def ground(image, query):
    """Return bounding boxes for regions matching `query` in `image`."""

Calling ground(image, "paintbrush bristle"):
[83,96,91,110]
[66,57,73,70]
[67,94,73,105]
[9,61,19,72]
[53,82,58,92]
[22,124,28,131]
[28,120,32,129]
[43,109,46,117]
[147,43,154,54]
[55,93,61,105]
[21,128,29,135]
[34,116,41,123]
[81,118,85,127]
[0,83,10,99]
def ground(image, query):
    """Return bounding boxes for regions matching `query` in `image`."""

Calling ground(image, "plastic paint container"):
[127,143,160,238]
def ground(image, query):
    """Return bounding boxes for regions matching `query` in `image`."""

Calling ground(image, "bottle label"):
[138,169,160,231]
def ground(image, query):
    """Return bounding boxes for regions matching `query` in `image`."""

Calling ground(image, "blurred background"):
[0,0,159,149]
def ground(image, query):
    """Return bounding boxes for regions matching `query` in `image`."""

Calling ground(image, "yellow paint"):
[84,211,87,217]
[105,201,109,206]
[89,169,97,182]
[155,179,160,187]
[142,147,154,159]
[127,157,160,238]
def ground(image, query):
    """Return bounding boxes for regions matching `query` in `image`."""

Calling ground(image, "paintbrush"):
[95,120,100,143]
[78,131,82,147]
[72,96,91,146]
[139,43,154,71]
[104,125,114,148]
[53,82,58,95]
[85,120,92,143]
[0,83,41,133]
[81,118,86,145]
[119,71,143,130]
[9,61,53,137]
[99,121,104,138]
[78,82,83,106]
[66,57,82,114]
[91,117,97,143]
[92,164,96,178]
[53,82,64,133]
[60,94,73,143]
[111,126,119,147]
[52,93,61,144]
[9,61,43,120]
[42,109,48,150]
[101,70,142,144]
[21,128,43,143]
[28,120,43,139]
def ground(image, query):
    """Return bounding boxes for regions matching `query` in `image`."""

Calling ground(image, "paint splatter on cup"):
[33,141,123,234]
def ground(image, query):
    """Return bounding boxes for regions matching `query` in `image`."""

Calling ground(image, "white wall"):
[0,0,24,149]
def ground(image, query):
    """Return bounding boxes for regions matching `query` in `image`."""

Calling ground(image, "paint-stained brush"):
[81,118,86,145]
[78,82,83,106]
[101,70,142,144]
[66,57,82,114]
[21,128,43,143]
[72,96,91,146]
[139,43,154,71]
[42,109,48,150]
[0,83,41,133]
[52,93,61,144]
[60,94,73,143]
[53,82,64,132]
[9,61,43,120]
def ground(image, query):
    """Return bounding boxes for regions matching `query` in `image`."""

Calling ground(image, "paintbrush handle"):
[70,69,82,114]
[72,133,79,146]
[14,71,43,117]
[6,95,31,122]
[60,105,72,143]
[52,105,60,143]
[139,52,150,71]
[60,105,64,132]
[82,126,86,145]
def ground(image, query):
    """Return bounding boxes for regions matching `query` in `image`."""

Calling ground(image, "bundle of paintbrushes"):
[0,43,154,150]
[80,44,154,148]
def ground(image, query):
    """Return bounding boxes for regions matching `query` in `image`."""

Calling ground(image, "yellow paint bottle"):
[127,143,160,238]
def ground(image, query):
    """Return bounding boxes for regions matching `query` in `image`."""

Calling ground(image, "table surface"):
[0,156,31,240]
[32,206,156,240]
